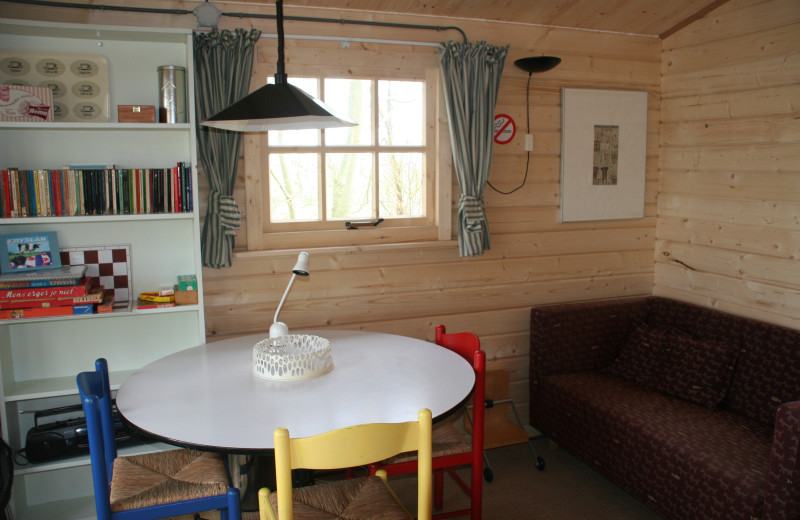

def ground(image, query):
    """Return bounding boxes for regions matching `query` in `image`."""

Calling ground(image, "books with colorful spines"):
[0,285,104,310]
[0,276,93,300]
[0,265,88,288]
[0,306,75,319]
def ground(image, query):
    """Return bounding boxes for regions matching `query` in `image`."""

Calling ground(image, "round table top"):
[116,329,476,453]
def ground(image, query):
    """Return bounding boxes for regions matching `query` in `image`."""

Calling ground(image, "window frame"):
[244,58,451,251]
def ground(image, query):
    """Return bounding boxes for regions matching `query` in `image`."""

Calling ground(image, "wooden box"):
[175,290,198,305]
[117,105,155,123]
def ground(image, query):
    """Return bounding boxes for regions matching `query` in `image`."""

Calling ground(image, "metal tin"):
[157,65,186,123]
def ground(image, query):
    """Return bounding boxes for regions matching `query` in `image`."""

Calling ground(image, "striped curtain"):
[194,28,261,268]
[439,41,508,257]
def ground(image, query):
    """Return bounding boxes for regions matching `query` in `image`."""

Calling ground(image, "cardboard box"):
[118,105,156,123]
[177,274,197,291]
[175,290,198,305]
[0,85,54,122]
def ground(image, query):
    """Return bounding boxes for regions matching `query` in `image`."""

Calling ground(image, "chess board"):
[59,245,131,307]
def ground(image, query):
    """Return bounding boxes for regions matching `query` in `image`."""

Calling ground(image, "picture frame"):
[560,88,648,222]
[0,232,63,274]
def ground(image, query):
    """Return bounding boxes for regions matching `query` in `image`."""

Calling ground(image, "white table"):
[116,329,476,452]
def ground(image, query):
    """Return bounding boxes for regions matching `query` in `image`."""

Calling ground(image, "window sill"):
[233,239,458,259]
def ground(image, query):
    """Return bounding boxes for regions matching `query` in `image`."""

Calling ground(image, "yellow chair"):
[258,408,433,520]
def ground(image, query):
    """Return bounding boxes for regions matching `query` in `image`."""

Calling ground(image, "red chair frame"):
[369,325,485,520]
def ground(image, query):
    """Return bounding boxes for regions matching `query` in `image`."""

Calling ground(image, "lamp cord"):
[274,0,288,84]
[488,72,532,195]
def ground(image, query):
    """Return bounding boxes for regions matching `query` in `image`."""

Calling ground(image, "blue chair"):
[77,358,241,520]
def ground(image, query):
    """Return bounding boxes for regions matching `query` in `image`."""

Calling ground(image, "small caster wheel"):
[483,467,494,482]
[535,457,546,471]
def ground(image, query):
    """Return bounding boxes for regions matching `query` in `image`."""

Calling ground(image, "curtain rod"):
[257,32,443,48]
[3,0,469,42]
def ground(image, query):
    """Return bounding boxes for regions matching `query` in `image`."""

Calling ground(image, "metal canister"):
[157,65,186,123]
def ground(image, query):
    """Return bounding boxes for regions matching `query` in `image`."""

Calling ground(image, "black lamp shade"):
[201,82,356,132]
[514,56,561,74]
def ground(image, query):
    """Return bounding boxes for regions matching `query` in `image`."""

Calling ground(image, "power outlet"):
[525,134,533,151]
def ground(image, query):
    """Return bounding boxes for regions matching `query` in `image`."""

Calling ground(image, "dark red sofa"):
[529,296,800,520]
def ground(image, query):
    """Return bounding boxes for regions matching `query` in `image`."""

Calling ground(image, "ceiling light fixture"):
[200,0,356,132]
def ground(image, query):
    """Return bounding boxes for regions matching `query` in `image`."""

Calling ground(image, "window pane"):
[269,153,319,221]
[379,153,423,217]
[267,77,320,146]
[326,153,373,220]
[324,78,372,146]
[379,80,423,146]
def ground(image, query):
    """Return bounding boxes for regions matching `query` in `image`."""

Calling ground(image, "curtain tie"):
[209,190,241,236]
[459,195,486,232]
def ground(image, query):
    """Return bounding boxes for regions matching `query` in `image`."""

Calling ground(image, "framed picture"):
[560,88,648,222]
[0,232,63,274]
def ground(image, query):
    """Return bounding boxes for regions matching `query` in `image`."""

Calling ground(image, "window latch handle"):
[345,218,384,230]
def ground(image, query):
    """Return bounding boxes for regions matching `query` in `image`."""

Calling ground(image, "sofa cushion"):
[534,372,773,520]
[658,330,739,410]
[606,322,667,390]
[646,297,800,427]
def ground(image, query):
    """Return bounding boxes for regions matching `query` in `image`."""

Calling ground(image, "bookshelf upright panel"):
[0,19,205,520]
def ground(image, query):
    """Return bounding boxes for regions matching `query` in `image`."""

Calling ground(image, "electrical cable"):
[488,71,532,195]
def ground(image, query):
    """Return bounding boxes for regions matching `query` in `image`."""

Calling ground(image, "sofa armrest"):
[764,400,800,520]
[529,297,650,377]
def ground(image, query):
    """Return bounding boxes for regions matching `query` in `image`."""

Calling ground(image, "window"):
[244,57,450,251]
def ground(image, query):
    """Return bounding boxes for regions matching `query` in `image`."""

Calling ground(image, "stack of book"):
[0,266,111,319]
[0,163,193,218]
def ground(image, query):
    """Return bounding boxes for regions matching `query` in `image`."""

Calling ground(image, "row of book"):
[0,163,193,218]
[0,265,113,319]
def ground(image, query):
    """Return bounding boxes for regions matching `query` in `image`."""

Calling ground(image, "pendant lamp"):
[200,0,356,131]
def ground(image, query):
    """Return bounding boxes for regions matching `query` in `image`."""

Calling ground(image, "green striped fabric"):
[194,29,261,268]
[439,41,508,257]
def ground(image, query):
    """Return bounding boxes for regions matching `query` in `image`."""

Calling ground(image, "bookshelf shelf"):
[0,18,205,520]
[0,121,192,130]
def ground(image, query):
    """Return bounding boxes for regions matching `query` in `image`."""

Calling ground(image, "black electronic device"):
[24,403,150,463]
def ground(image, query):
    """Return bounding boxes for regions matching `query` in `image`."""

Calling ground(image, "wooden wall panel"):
[656,0,800,328]
[2,0,661,424]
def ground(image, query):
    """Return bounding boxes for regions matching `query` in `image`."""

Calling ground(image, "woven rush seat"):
[383,422,471,465]
[267,476,411,520]
[110,449,230,512]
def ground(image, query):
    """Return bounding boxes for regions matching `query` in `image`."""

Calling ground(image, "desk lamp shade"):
[200,0,355,132]
[269,252,309,338]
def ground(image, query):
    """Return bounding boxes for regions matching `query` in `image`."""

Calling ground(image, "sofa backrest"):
[646,297,800,427]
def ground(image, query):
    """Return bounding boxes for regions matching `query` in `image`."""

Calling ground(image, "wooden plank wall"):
[656,0,800,330]
[2,2,661,423]
[196,9,662,423]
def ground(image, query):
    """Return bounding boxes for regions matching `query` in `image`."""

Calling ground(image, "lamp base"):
[269,322,290,338]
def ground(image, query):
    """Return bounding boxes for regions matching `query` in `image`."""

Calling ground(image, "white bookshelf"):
[0,19,205,520]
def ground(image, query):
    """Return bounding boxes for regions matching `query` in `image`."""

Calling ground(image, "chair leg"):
[226,487,241,520]
[493,398,546,471]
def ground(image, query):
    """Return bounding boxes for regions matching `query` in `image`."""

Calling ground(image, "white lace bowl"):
[252,334,333,380]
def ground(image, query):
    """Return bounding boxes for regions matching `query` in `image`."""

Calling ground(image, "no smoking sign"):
[493,114,516,144]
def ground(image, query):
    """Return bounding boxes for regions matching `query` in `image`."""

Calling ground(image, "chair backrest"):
[435,325,486,456]
[274,408,433,520]
[76,358,117,520]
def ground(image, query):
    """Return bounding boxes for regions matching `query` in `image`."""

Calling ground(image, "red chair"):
[369,325,485,520]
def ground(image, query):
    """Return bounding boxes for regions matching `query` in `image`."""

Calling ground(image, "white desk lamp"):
[269,251,309,338]
[255,251,333,380]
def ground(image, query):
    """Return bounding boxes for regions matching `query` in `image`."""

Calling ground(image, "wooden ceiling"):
[239,0,732,39]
